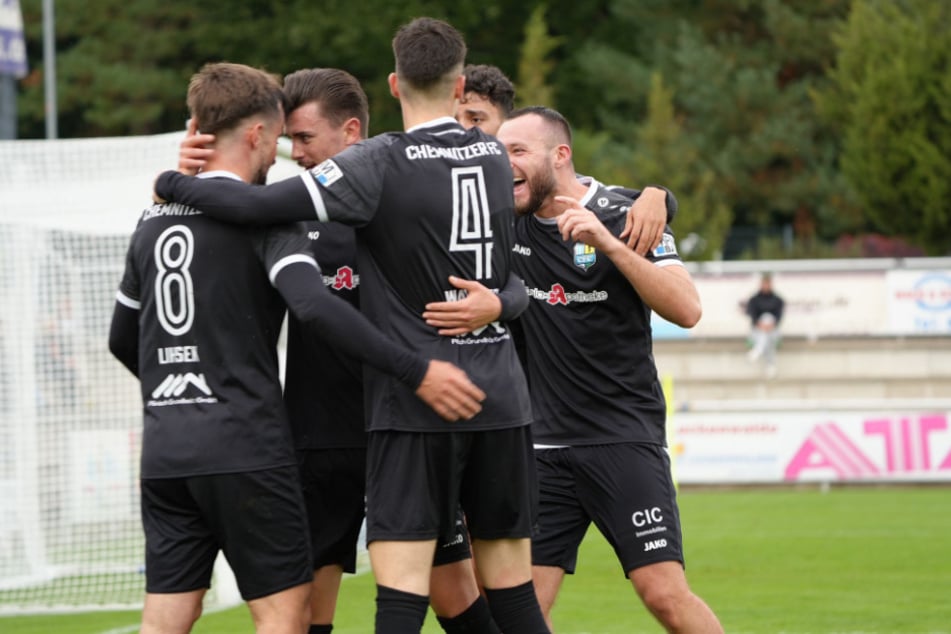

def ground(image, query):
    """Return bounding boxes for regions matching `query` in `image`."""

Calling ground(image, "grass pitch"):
[3,486,949,633]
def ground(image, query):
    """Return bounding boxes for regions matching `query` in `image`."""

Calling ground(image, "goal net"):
[0,131,299,614]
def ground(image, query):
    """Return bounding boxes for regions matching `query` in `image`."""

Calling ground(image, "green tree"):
[558,0,855,259]
[514,4,561,108]
[631,73,732,260]
[571,72,731,260]
[17,0,206,136]
[14,0,521,138]
[817,0,951,255]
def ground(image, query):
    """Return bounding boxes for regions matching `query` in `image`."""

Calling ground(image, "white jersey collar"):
[196,170,242,181]
[406,116,463,134]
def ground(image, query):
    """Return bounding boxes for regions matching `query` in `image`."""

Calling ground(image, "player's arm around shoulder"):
[619,185,676,255]
[555,195,700,329]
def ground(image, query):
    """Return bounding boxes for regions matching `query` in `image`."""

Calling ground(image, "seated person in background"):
[745,272,785,375]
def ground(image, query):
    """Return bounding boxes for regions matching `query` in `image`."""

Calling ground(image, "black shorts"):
[141,466,313,600]
[531,443,684,577]
[432,509,474,567]
[366,427,537,545]
[298,448,367,573]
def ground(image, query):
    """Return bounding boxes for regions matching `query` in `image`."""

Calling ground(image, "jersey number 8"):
[154,224,196,336]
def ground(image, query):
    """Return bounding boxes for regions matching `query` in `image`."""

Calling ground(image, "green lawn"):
[3,486,949,633]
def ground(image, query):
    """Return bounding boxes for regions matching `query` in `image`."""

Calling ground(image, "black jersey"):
[155,118,532,433]
[116,201,307,478]
[512,179,683,447]
[283,221,366,449]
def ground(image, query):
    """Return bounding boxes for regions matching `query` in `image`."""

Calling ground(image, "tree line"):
[13,0,951,258]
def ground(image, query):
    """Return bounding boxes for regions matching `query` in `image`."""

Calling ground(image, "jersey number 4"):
[449,166,493,281]
[154,225,196,336]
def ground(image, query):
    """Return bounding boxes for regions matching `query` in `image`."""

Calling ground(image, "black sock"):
[308,625,333,634]
[375,584,430,633]
[483,580,550,634]
[436,595,501,634]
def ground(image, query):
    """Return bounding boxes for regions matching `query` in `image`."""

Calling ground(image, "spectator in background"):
[745,273,785,377]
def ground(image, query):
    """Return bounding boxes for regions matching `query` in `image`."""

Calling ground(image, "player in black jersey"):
[497,107,723,633]
[180,66,498,634]
[430,63,674,334]
[110,62,485,634]
[153,19,549,634]
[455,63,671,256]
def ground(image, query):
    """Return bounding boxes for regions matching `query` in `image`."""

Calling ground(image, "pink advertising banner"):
[672,408,951,483]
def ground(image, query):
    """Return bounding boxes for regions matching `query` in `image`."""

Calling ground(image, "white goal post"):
[0,131,299,614]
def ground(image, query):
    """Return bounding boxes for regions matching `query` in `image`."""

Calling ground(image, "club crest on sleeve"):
[653,234,678,257]
[311,159,344,187]
[573,242,596,270]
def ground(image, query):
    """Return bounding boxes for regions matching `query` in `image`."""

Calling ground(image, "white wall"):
[653,259,951,339]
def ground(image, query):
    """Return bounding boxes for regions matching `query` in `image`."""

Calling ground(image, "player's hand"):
[422,276,502,336]
[178,118,216,176]
[555,196,615,250]
[415,360,486,422]
[620,186,666,255]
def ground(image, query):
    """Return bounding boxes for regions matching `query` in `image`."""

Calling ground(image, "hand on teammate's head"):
[178,121,216,176]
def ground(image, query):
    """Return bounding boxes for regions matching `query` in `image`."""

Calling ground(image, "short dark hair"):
[187,62,285,135]
[463,64,515,116]
[392,17,466,94]
[508,105,572,145]
[283,68,369,138]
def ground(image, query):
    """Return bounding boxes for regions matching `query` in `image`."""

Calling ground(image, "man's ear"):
[342,117,363,145]
[388,72,400,99]
[246,121,264,148]
[452,74,465,101]
[554,143,572,168]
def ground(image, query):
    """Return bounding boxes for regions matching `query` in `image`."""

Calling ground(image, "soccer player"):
[499,106,723,633]
[179,66,502,634]
[455,63,672,257]
[153,19,549,634]
[110,61,485,634]
[456,64,514,137]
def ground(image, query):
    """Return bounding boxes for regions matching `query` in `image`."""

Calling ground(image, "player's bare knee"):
[639,585,689,630]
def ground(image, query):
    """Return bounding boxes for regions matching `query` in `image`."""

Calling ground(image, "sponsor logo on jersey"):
[441,287,510,345]
[643,538,668,552]
[448,323,511,346]
[653,233,678,257]
[512,243,531,256]
[573,242,596,270]
[632,507,670,540]
[141,202,202,222]
[311,159,344,187]
[147,372,219,407]
[632,506,664,527]
[404,141,503,161]
[324,265,358,290]
[527,283,608,305]
[157,345,200,365]
[470,321,507,336]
